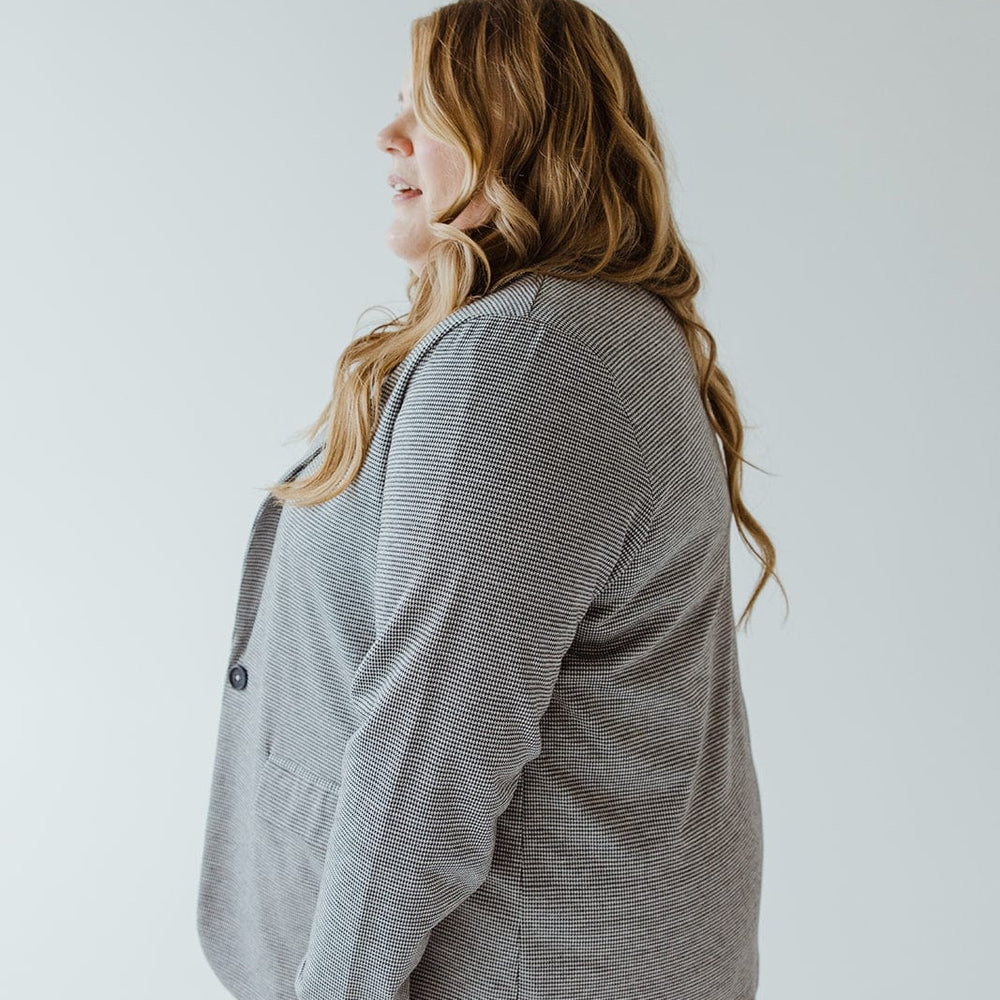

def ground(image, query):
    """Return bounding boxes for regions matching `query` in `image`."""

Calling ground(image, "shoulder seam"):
[461,312,657,504]
[459,312,659,600]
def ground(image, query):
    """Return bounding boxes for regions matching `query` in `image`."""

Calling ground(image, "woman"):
[197,2,783,998]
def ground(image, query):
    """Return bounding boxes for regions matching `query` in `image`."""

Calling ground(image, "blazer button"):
[228,665,248,690]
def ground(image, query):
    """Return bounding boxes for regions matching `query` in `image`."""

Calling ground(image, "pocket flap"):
[254,752,341,854]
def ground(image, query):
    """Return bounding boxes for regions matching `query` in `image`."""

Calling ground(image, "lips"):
[388,173,422,194]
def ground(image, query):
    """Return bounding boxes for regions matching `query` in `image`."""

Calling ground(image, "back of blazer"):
[196,271,764,1000]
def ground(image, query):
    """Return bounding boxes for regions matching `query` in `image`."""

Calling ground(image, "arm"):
[294,314,651,1000]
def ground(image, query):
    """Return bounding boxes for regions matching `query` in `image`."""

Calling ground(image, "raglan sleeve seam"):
[528,317,658,600]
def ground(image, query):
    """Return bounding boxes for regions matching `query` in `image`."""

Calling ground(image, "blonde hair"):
[268,0,786,631]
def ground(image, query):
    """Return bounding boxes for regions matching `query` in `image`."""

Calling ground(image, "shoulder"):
[393,308,651,508]
[409,273,646,387]
[385,274,667,466]
[405,307,620,421]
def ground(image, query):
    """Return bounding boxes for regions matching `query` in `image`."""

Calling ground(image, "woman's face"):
[375,70,492,274]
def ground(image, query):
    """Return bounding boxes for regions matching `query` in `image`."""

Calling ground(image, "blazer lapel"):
[226,441,323,669]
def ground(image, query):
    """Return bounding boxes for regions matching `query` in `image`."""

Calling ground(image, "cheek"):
[414,139,465,196]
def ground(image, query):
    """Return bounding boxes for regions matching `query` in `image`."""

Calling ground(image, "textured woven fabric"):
[196,271,764,1000]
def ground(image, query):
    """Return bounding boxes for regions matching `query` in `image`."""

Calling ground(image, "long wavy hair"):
[268,0,786,631]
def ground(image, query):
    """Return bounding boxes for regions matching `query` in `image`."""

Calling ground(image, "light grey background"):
[1,1,997,997]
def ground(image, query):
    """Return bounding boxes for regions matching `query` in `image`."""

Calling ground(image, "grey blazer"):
[196,271,763,1000]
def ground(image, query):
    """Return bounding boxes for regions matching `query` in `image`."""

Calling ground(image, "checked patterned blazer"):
[196,270,764,1000]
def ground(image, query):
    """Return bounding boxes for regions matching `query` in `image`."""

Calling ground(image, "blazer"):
[196,271,764,1000]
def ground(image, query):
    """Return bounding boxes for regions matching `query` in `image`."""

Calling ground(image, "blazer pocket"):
[253,751,341,856]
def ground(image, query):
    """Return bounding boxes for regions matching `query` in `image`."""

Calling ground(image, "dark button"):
[228,664,248,690]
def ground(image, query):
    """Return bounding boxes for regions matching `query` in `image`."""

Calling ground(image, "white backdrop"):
[1,1,997,997]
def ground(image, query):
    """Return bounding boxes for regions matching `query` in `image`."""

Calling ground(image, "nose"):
[375,119,413,156]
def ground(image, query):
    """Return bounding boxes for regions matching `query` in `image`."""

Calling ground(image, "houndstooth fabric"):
[196,271,764,1000]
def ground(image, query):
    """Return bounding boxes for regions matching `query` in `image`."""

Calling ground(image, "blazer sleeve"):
[294,313,652,1000]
